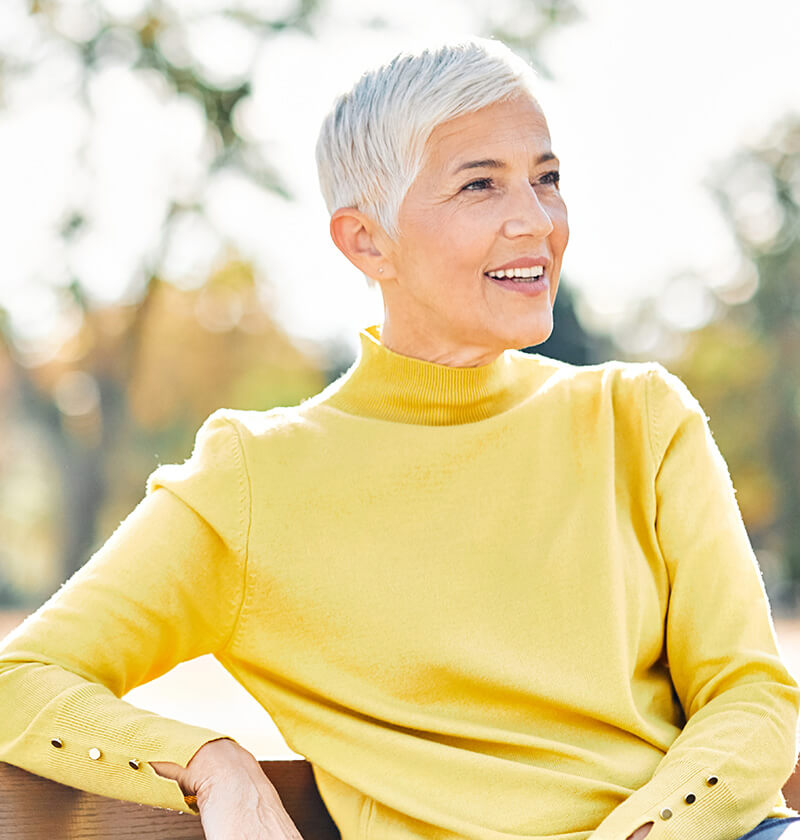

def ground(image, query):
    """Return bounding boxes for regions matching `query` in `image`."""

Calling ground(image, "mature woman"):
[0,36,798,840]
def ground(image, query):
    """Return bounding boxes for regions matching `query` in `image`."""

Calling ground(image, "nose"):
[501,182,555,240]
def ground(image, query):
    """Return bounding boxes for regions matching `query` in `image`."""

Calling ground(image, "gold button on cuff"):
[50,738,63,748]
[659,808,673,820]
[684,793,697,804]
[129,759,140,770]
[88,748,102,760]
[706,775,719,786]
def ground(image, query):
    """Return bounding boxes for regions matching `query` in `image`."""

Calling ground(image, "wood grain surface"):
[0,759,341,839]
[3,756,800,838]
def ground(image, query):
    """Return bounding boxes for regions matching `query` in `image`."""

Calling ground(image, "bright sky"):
[0,0,798,360]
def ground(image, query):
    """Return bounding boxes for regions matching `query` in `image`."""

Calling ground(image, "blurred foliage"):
[484,0,582,78]
[0,0,326,601]
[129,261,325,428]
[668,116,800,604]
[0,259,326,597]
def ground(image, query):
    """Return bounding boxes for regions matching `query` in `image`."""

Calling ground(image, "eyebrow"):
[451,152,558,175]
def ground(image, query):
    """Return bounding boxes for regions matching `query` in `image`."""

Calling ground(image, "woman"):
[0,36,798,840]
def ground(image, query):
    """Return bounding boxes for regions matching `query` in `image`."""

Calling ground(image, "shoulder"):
[639,361,705,417]
[202,404,313,442]
[146,406,302,492]
[518,351,680,404]
[519,355,707,450]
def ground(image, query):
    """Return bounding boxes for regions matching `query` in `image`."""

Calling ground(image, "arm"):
[0,413,248,813]
[589,366,800,840]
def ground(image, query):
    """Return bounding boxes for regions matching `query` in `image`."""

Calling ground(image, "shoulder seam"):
[219,418,252,654]
[644,368,660,470]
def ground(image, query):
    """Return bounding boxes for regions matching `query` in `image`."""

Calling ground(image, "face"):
[378,93,569,366]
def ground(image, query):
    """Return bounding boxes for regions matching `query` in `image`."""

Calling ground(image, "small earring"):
[378,267,384,273]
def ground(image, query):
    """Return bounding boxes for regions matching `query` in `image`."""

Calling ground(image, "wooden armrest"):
[0,759,340,839]
[783,763,800,811]
[3,757,799,838]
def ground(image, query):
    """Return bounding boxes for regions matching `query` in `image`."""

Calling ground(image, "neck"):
[317,324,543,425]
[379,315,503,368]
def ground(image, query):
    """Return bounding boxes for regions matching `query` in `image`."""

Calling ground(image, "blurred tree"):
[0,0,324,594]
[1,255,325,595]
[129,260,325,431]
[669,116,800,601]
[483,0,582,78]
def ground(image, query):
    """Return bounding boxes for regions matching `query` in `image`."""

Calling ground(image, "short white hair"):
[315,36,540,286]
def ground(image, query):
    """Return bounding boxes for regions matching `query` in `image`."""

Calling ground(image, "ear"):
[329,207,394,281]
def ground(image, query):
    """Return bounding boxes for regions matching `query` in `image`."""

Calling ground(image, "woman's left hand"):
[626,822,653,840]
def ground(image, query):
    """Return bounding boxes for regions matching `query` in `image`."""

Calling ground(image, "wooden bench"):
[3,758,800,838]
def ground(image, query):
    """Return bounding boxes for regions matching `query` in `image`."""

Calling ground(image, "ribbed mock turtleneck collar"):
[321,324,538,425]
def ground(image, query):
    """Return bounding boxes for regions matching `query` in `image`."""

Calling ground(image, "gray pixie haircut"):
[315,36,540,273]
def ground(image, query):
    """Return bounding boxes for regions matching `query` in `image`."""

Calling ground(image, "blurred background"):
[1,0,799,757]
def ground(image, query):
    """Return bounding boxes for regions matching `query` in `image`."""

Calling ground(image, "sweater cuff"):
[34,684,235,814]
[589,760,739,840]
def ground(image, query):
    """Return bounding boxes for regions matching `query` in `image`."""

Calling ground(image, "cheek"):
[418,210,489,273]
[400,200,525,284]
[403,207,460,255]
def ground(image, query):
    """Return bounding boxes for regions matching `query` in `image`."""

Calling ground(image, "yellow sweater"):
[1,323,798,840]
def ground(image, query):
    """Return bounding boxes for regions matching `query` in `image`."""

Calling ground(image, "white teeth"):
[487,265,545,280]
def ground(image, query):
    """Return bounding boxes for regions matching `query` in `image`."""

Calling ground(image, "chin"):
[500,316,554,351]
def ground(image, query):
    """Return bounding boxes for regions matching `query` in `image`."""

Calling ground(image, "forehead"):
[421,94,552,174]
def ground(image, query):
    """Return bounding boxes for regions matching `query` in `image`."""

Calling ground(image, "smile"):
[485,266,544,280]
[485,272,549,296]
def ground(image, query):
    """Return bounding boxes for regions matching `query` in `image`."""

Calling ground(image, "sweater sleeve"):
[589,365,800,840]
[0,410,250,814]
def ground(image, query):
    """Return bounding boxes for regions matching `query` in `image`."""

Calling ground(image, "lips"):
[486,256,549,273]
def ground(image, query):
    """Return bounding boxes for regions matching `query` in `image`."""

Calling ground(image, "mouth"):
[484,265,545,282]
[484,265,549,296]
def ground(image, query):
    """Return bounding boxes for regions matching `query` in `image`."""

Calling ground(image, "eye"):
[461,177,494,192]
[537,170,561,188]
